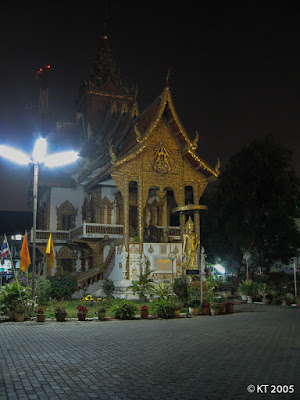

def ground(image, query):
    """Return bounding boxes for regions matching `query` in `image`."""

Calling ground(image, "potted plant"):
[97,300,107,320]
[280,295,288,306]
[210,303,219,316]
[202,302,210,315]
[151,298,174,318]
[0,282,28,320]
[36,307,45,322]
[262,294,272,304]
[171,301,181,318]
[111,299,138,320]
[140,305,149,319]
[187,297,200,316]
[77,305,88,321]
[218,302,226,314]
[55,306,67,322]
[14,302,26,322]
[238,279,257,303]
[225,301,234,314]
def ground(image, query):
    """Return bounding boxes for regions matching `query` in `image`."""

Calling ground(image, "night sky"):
[0,1,299,212]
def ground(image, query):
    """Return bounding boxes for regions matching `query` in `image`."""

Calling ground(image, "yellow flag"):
[46,233,55,269]
[20,231,31,272]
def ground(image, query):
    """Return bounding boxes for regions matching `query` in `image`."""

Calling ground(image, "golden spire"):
[166,67,171,88]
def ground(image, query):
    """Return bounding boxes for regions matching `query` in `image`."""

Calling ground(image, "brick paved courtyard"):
[0,304,299,400]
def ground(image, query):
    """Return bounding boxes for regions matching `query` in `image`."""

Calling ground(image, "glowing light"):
[0,138,78,168]
[44,150,79,167]
[0,145,31,165]
[215,264,225,274]
[32,137,47,163]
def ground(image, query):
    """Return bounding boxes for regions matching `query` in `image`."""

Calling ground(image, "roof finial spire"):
[102,0,109,40]
[166,66,171,88]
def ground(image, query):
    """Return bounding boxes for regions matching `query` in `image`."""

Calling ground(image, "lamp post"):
[243,252,251,280]
[168,250,176,293]
[0,137,79,296]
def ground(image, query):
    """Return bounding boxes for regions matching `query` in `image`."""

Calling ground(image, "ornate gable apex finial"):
[102,0,109,40]
[166,67,171,88]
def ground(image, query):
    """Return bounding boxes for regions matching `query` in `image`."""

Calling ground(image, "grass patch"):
[41,299,152,319]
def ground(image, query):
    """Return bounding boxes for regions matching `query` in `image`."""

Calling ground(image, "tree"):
[202,134,300,271]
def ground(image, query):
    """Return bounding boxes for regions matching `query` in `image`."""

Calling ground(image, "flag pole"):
[4,233,25,306]
[294,261,298,298]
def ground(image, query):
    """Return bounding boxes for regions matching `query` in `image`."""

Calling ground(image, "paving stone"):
[0,304,300,399]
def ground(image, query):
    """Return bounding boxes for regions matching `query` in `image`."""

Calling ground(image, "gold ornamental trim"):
[112,86,220,178]
[187,149,219,177]
[172,204,208,214]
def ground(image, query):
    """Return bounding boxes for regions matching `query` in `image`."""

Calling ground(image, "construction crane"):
[35,65,51,136]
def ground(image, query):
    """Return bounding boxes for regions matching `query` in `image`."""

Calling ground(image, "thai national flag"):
[1,239,10,265]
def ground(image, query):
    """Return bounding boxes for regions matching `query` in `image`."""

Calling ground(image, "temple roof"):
[112,86,220,179]
[77,85,219,190]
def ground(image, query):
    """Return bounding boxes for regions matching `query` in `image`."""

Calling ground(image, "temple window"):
[57,200,77,231]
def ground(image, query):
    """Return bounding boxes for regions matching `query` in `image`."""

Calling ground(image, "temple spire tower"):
[76,6,136,148]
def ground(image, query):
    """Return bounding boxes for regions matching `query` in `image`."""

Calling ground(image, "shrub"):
[0,282,30,314]
[238,279,257,297]
[148,282,171,299]
[36,277,51,305]
[110,299,138,319]
[102,278,115,297]
[150,298,175,318]
[130,271,153,300]
[50,273,77,300]
[173,276,188,301]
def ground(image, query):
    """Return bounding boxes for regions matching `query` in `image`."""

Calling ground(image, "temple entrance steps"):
[73,245,116,296]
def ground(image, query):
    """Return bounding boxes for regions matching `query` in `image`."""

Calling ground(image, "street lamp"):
[243,252,251,280]
[0,137,79,296]
[168,250,176,293]
[215,264,226,274]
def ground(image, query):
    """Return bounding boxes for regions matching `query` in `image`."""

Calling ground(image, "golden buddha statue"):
[181,217,199,271]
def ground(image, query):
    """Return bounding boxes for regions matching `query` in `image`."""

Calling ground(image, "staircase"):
[74,245,116,296]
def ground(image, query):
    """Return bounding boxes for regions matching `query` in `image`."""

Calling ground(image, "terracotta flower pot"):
[55,312,67,322]
[263,297,271,304]
[8,310,15,321]
[173,309,180,318]
[202,306,210,315]
[37,314,45,322]
[97,312,106,320]
[218,303,226,314]
[225,303,234,314]
[140,310,149,319]
[78,313,86,321]
[15,313,25,322]
[193,307,199,316]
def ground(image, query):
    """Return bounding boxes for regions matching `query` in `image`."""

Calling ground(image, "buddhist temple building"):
[32,29,220,297]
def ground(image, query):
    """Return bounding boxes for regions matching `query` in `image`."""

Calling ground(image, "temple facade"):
[31,33,220,297]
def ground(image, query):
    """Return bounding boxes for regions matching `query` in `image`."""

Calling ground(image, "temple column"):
[123,175,130,278]
[178,157,185,240]
[193,183,200,244]
[138,171,143,255]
